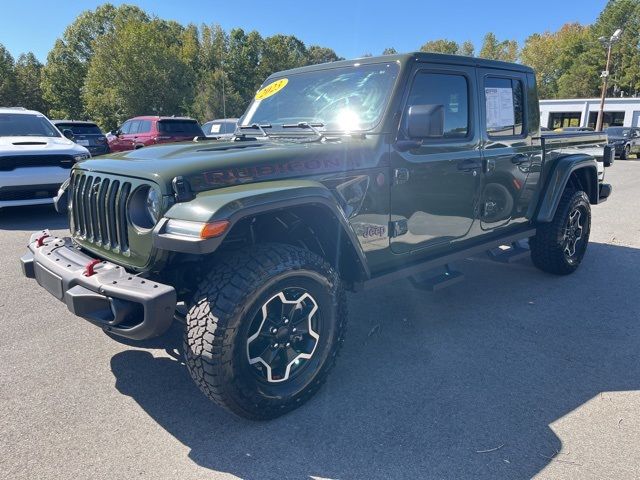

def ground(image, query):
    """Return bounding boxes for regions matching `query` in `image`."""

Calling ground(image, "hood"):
[0,135,89,154]
[75,136,383,194]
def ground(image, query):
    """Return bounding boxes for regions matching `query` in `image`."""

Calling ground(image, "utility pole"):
[596,28,623,131]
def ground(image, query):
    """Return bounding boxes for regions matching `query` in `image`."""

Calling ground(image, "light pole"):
[596,28,623,131]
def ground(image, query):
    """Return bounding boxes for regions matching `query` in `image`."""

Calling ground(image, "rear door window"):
[159,120,203,136]
[224,121,237,134]
[484,77,525,137]
[128,120,141,135]
[137,120,152,134]
[208,122,223,134]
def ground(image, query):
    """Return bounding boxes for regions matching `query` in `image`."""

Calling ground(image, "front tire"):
[184,243,347,420]
[530,189,591,275]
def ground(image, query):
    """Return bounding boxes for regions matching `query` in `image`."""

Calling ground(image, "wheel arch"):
[154,180,370,286]
[535,154,598,223]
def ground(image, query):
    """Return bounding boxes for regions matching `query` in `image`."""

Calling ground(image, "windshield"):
[0,113,60,137]
[606,127,630,137]
[241,62,400,132]
[56,123,102,135]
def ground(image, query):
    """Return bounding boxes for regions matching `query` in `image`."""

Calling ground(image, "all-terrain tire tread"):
[530,189,590,275]
[184,243,347,420]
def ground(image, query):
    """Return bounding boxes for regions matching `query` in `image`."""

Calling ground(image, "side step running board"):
[361,228,536,291]
[486,240,530,264]
[409,265,464,292]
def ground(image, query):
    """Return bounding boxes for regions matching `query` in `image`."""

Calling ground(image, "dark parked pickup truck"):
[21,53,613,420]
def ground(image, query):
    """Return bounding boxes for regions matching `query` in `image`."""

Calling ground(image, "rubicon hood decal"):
[189,156,365,191]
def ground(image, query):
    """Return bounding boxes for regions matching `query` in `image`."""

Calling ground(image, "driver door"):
[110,121,131,152]
[390,64,482,254]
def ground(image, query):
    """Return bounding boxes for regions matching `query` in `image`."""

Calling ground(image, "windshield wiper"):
[236,123,272,138]
[282,122,326,141]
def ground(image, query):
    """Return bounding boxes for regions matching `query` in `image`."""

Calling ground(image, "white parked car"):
[0,108,90,209]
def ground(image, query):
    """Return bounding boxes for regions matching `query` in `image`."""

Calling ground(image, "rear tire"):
[184,243,347,420]
[530,189,591,275]
[621,144,629,160]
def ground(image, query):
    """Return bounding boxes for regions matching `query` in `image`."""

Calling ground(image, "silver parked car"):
[201,118,238,140]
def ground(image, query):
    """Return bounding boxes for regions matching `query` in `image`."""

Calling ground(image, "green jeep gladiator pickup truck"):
[21,53,613,420]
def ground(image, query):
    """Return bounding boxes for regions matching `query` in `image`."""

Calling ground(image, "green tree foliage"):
[459,41,475,57]
[522,24,596,98]
[191,69,243,122]
[382,47,398,55]
[83,19,195,129]
[479,33,519,62]
[41,40,86,118]
[41,3,148,119]
[226,28,264,104]
[259,34,308,80]
[15,53,47,113]
[306,46,342,64]
[0,44,18,106]
[419,39,475,56]
[420,39,460,54]
[521,0,640,100]
[592,0,640,97]
[3,1,637,129]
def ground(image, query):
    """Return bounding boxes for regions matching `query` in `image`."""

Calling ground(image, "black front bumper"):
[21,230,176,340]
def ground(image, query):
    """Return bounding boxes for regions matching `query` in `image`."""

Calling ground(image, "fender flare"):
[535,153,598,223]
[153,179,371,279]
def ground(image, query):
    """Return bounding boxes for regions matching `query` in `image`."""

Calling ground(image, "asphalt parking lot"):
[1,161,639,480]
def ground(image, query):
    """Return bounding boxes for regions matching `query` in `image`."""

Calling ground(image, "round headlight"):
[146,188,161,223]
[129,186,160,230]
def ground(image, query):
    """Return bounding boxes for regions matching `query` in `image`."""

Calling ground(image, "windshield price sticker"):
[485,87,515,129]
[255,78,289,100]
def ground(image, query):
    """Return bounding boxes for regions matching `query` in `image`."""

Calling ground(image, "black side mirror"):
[62,129,75,141]
[407,104,445,139]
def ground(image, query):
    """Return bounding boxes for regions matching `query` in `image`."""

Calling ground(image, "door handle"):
[511,153,530,165]
[457,159,482,171]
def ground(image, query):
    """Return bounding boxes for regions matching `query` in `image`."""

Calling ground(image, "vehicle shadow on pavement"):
[110,241,640,480]
[0,205,68,231]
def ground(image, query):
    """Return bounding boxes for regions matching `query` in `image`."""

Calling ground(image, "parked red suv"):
[107,116,204,152]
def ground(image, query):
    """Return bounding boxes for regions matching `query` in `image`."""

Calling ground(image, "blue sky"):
[2,0,607,61]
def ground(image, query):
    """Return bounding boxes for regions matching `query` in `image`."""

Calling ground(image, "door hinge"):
[393,168,410,185]
[389,219,408,238]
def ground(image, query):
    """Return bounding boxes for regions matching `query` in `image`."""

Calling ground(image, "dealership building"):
[539,97,640,130]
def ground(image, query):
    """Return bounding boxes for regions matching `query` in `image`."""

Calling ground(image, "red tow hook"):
[84,259,102,277]
[35,234,50,247]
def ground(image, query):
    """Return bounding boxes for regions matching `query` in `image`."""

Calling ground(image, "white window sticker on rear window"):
[210,124,222,133]
[485,87,515,129]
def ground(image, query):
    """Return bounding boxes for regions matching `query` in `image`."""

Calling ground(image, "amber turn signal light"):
[200,220,230,239]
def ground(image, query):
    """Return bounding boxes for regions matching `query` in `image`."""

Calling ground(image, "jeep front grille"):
[70,172,131,252]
